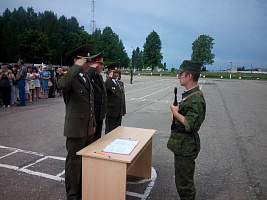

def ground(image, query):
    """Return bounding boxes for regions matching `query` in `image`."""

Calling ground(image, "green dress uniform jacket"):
[105,77,126,117]
[167,86,206,156]
[58,64,96,138]
[87,67,107,121]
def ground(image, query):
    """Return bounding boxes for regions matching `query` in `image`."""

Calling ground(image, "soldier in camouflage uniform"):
[167,60,206,200]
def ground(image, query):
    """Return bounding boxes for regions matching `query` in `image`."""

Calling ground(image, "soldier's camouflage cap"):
[178,60,202,74]
[68,44,94,62]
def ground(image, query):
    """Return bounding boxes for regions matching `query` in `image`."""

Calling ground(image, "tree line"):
[0,7,130,67]
[0,6,215,71]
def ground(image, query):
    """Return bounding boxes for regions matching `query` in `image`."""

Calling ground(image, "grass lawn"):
[126,71,267,80]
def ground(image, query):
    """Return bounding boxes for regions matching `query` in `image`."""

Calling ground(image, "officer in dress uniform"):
[87,52,107,141]
[105,62,126,134]
[58,44,96,200]
[167,60,206,200]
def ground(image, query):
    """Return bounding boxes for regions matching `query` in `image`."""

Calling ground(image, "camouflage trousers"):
[174,154,198,200]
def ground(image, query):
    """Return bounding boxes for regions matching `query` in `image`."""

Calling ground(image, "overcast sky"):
[1,0,267,70]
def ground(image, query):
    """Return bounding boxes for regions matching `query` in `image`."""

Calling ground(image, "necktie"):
[82,74,87,83]
[116,80,121,90]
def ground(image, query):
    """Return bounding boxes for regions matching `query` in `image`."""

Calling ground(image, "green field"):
[201,72,267,80]
[125,71,267,80]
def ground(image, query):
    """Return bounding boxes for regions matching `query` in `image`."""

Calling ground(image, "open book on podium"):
[103,139,139,155]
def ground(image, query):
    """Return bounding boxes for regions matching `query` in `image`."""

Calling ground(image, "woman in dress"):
[40,65,50,99]
[26,67,32,103]
[38,65,43,95]
[32,67,40,100]
[28,68,35,101]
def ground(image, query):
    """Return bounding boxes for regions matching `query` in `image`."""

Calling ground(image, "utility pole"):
[90,0,96,33]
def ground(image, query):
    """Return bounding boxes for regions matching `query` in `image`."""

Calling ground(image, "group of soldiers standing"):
[58,43,206,200]
[57,44,126,200]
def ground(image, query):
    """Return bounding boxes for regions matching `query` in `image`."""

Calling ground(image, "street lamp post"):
[230,61,232,79]
[131,46,135,70]
[130,46,134,84]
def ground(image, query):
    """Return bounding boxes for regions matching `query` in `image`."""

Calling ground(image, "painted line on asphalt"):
[0,145,43,156]
[199,79,206,90]
[126,81,206,104]
[0,150,19,159]
[124,78,171,88]
[126,167,157,199]
[125,83,167,94]
[139,85,173,99]
[0,145,157,199]
[126,97,170,104]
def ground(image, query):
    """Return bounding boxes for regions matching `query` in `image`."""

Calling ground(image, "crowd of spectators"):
[0,60,68,108]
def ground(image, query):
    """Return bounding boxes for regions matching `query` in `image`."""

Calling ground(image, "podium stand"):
[77,126,156,200]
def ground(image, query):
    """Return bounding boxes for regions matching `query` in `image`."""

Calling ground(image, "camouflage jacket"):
[167,86,206,156]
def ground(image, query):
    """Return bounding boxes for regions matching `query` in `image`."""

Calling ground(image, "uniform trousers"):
[174,154,198,200]
[105,116,122,134]
[65,135,94,200]
[93,119,103,141]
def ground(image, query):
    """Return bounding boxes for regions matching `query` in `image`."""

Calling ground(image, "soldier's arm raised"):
[58,59,85,90]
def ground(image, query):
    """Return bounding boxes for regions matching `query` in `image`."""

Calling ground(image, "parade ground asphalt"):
[0,74,266,200]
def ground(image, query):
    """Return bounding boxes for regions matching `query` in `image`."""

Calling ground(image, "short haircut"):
[1,65,8,71]
[32,67,38,72]
[18,60,24,65]
[185,70,200,82]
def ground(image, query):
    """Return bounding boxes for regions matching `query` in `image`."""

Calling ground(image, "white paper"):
[103,139,139,155]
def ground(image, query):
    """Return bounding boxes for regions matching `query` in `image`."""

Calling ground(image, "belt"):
[172,127,193,134]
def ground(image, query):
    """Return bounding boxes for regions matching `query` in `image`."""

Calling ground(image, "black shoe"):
[17,104,25,107]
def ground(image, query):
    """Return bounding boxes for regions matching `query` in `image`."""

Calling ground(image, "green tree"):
[0,6,130,67]
[191,34,215,71]
[134,47,143,71]
[131,49,136,69]
[90,29,103,53]
[0,9,11,62]
[2,7,28,61]
[117,40,130,68]
[26,7,38,30]
[101,27,120,64]
[237,66,245,71]
[163,62,167,71]
[18,29,50,64]
[143,30,163,72]
[95,27,129,67]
